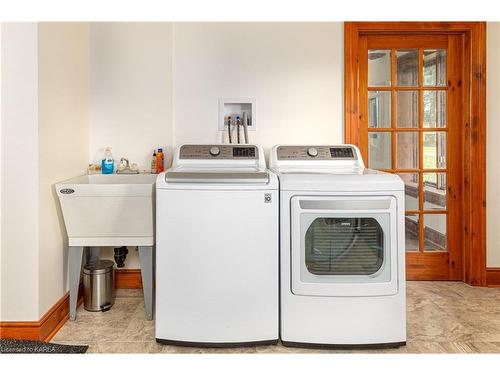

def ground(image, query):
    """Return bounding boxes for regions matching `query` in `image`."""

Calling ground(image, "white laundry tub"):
[56,173,156,247]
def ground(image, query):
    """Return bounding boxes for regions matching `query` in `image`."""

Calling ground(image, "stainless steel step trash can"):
[83,260,115,312]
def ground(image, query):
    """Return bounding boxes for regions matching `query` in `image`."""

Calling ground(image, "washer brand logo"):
[264,193,272,203]
[60,188,75,194]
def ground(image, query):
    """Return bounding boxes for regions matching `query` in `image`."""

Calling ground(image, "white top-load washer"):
[269,145,406,348]
[156,144,279,346]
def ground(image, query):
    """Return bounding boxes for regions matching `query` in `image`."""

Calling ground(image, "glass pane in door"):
[396,91,419,128]
[423,49,447,86]
[398,173,419,210]
[423,91,447,128]
[304,217,384,275]
[423,132,447,169]
[405,215,419,251]
[368,91,391,128]
[368,132,392,169]
[396,49,418,86]
[396,132,418,169]
[423,214,447,251]
[368,50,391,86]
[423,173,447,210]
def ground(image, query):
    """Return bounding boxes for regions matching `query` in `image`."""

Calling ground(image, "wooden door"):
[357,34,463,280]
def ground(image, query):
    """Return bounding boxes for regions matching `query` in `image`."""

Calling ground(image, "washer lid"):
[157,168,278,190]
[164,168,270,184]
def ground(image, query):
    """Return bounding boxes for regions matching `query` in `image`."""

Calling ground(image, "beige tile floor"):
[51,282,500,354]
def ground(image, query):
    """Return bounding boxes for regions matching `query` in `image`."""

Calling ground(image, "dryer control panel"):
[276,145,357,160]
[179,145,258,160]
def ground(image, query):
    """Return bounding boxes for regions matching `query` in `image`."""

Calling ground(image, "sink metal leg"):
[138,246,153,320]
[69,246,85,321]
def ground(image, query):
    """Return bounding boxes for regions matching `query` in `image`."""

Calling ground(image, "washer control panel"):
[277,146,357,160]
[180,145,258,159]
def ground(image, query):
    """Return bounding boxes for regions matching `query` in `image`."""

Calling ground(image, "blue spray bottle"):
[101,147,114,174]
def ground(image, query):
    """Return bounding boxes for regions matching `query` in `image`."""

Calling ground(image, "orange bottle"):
[156,148,164,173]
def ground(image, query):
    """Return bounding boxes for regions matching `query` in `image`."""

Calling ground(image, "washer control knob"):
[307,147,319,157]
[209,146,221,156]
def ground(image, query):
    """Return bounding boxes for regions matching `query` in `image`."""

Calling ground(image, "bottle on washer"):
[156,148,165,173]
[151,150,157,174]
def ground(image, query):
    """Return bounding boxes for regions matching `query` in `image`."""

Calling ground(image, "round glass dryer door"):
[305,217,384,276]
[291,196,399,297]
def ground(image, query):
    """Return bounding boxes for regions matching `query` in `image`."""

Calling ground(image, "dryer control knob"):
[307,147,319,157]
[209,146,221,156]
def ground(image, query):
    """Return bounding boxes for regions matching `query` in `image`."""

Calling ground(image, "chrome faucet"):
[116,157,139,174]
[120,157,130,168]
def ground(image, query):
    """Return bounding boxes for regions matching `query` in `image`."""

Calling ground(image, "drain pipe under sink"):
[113,246,128,268]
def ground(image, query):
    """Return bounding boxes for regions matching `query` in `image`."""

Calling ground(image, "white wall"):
[90,22,173,170]
[172,22,344,150]
[89,22,344,165]
[487,22,500,267]
[0,23,40,321]
[37,23,90,316]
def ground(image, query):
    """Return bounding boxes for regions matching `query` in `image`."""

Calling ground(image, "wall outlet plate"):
[218,98,256,131]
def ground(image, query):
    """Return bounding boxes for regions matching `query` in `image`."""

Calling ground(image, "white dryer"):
[156,144,279,346]
[270,145,406,348]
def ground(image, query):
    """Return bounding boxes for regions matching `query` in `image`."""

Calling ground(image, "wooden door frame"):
[344,22,487,286]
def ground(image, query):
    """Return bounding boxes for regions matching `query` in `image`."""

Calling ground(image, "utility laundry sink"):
[56,173,156,247]
[57,173,156,321]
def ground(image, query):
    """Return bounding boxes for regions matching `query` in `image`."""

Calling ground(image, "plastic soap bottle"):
[151,150,157,174]
[156,148,165,173]
[101,147,114,174]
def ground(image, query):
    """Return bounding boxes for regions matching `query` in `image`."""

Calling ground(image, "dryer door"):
[291,195,399,297]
